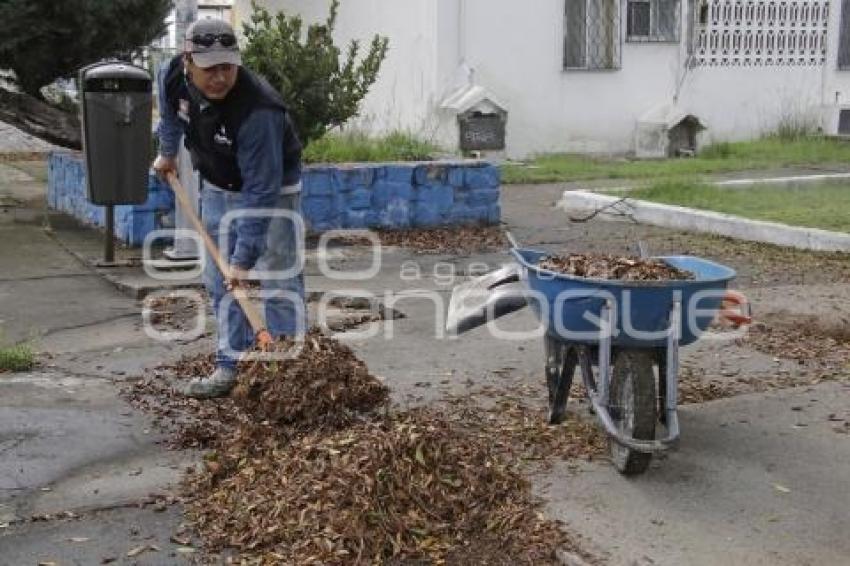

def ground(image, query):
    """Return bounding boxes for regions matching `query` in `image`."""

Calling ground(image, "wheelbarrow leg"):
[577,345,597,415]
[545,335,577,425]
[657,347,668,426]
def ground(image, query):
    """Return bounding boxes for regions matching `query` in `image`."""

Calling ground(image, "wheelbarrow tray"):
[511,248,736,347]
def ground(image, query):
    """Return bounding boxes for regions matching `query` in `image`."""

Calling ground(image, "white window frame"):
[625,0,681,44]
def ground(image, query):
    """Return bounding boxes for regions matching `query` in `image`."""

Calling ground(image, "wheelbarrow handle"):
[165,171,273,348]
[718,290,752,328]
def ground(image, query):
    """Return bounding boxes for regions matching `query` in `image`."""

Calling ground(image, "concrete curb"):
[714,172,850,187]
[557,190,850,252]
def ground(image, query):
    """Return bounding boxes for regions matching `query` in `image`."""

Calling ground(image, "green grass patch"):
[502,137,850,184]
[0,343,36,372]
[626,180,850,232]
[304,131,438,164]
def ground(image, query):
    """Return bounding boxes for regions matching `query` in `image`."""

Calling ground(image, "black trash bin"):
[80,62,152,206]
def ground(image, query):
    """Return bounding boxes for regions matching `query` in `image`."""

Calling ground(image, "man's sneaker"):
[182,366,237,399]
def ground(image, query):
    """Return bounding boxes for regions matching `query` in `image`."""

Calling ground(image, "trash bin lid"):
[82,62,151,93]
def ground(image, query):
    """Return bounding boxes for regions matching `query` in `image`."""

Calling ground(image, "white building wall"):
[240,0,850,158]
[454,0,684,155]
[680,67,823,142]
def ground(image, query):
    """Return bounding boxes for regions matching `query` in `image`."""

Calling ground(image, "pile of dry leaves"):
[186,409,587,564]
[127,330,389,448]
[127,331,600,564]
[539,253,694,281]
[231,331,389,430]
[376,225,507,255]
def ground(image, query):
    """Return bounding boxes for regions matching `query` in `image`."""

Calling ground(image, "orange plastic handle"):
[718,290,752,327]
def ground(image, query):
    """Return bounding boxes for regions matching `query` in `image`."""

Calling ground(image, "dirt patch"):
[345,226,508,255]
[143,293,204,333]
[644,232,850,287]
[675,313,850,404]
[744,313,850,377]
[539,253,694,281]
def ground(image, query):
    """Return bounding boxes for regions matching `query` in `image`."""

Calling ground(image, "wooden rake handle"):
[165,171,273,348]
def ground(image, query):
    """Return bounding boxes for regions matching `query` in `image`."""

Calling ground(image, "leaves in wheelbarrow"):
[539,253,695,281]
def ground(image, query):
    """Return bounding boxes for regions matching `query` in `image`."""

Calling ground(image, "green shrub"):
[242,0,389,147]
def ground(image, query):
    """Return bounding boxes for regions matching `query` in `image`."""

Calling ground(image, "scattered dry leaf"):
[126,545,148,557]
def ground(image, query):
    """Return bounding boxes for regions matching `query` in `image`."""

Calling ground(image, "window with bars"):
[564,0,621,70]
[626,0,681,42]
[840,0,850,69]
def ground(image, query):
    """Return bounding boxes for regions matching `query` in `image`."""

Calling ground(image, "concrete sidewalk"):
[1,169,198,563]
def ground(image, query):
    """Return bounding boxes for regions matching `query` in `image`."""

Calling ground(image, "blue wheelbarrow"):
[447,245,750,475]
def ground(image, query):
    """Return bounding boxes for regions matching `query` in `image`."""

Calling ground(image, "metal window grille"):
[694,0,829,67]
[839,108,850,133]
[839,0,850,68]
[564,0,622,70]
[627,0,681,42]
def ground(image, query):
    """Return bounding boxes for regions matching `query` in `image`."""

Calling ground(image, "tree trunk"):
[0,88,81,150]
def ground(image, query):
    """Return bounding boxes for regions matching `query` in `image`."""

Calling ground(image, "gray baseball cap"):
[184,19,242,69]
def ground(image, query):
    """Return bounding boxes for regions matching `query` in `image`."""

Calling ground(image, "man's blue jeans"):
[200,183,306,369]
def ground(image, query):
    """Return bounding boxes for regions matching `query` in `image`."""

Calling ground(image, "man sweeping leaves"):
[154,19,305,398]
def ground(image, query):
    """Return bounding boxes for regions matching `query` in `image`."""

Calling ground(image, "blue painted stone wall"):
[47,152,501,246]
[301,161,500,232]
[48,152,175,247]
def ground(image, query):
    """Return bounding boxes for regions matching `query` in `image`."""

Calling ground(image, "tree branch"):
[0,88,81,150]
[568,197,637,223]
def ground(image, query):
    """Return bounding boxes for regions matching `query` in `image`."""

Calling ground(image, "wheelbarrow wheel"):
[609,349,656,475]
[545,335,577,425]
